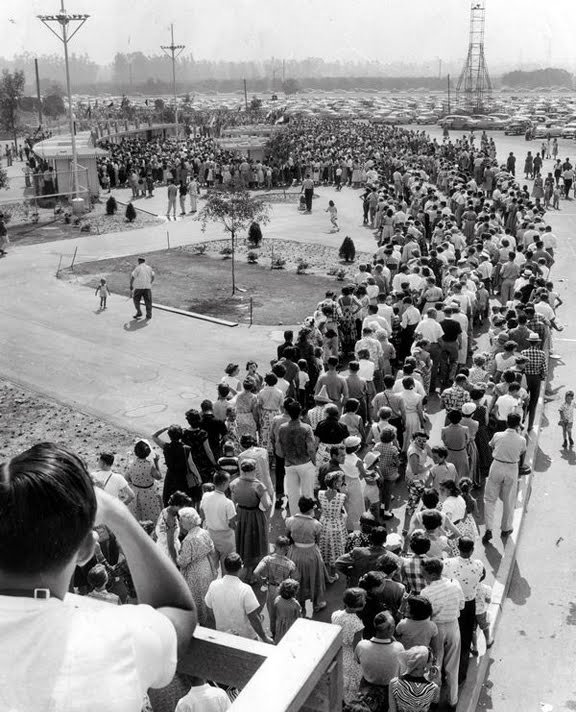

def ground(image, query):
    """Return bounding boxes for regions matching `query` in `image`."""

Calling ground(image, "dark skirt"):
[235,507,268,568]
[289,545,327,604]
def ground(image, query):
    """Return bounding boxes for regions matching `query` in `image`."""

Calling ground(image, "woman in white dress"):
[341,436,366,532]
[188,178,199,212]
[398,377,426,453]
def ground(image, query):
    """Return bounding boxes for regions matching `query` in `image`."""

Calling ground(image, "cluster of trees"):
[501,68,573,89]
[0,69,67,145]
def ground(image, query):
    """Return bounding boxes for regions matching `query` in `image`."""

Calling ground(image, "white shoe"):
[550,353,562,359]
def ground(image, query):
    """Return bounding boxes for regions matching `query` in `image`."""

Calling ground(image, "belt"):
[132,483,154,489]
[447,447,466,452]
[494,458,517,464]
[237,505,259,510]
[294,542,315,548]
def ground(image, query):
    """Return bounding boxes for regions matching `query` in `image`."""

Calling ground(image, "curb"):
[153,302,238,327]
[457,383,545,712]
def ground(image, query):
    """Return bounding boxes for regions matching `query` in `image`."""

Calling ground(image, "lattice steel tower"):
[456,1,492,112]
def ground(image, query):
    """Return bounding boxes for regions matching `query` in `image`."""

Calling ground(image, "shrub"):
[271,256,286,270]
[338,235,356,263]
[247,221,263,247]
[193,243,207,255]
[80,223,91,233]
[247,251,259,264]
[125,202,137,222]
[296,258,309,274]
[64,211,72,224]
[106,196,118,215]
[326,266,339,276]
[220,246,233,258]
[73,216,82,226]
[336,268,347,281]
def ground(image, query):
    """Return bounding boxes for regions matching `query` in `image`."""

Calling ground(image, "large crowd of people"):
[2,116,566,712]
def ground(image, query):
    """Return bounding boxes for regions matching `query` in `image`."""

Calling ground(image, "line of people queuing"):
[9,117,565,712]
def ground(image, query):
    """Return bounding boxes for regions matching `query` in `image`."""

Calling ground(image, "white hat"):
[364,451,380,469]
[344,435,362,448]
[527,332,540,342]
[462,402,477,416]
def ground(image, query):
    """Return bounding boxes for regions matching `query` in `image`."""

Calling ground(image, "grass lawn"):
[64,246,341,325]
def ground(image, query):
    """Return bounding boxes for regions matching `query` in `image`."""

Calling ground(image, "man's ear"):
[76,531,97,567]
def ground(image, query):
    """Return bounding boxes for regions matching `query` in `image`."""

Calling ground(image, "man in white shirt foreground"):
[0,442,196,712]
[420,557,465,711]
[175,678,231,712]
[205,553,273,644]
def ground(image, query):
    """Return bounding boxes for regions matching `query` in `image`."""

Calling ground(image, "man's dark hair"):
[0,443,97,574]
[410,532,431,555]
[507,413,522,429]
[422,557,444,577]
[369,526,388,546]
[223,553,243,574]
[406,595,433,621]
[99,452,114,467]
[422,510,443,531]
[200,399,213,413]
[213,471,230,488]
[286,401,302,420]
[283,330,293,342]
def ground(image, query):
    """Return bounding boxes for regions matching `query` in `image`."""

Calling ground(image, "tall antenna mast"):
[456,1,492,113]
[161,24,185,137]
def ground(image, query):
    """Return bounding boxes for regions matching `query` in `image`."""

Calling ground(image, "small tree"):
[197,188,271,294]
[125,202,137,222]
[0,70,25,149]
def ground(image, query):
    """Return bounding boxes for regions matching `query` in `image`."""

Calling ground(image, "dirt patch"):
[5,201,163,247]
[61,239,370,325]
[0,378,137,470]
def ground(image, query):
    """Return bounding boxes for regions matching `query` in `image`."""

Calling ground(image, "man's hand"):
[262,635,275,645]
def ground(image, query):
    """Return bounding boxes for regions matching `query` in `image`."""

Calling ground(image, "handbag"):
[185,447,202,489]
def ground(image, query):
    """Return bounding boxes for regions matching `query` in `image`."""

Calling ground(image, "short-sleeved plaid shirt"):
[521,347,547,379]
[400,554,428,595]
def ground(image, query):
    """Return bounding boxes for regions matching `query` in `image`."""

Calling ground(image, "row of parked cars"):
[435,113,576,139]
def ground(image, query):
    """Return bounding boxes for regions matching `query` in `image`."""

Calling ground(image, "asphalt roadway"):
[1,126,575,710]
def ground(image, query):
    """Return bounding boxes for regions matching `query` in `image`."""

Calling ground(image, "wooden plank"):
[229,619,342,712]
[153,302,239,327]
[178,626,271,688]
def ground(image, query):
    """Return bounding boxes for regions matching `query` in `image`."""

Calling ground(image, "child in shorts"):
[559,390,574,449]
[472,572,493,653]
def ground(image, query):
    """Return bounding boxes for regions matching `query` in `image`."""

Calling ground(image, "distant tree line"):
[501,68,573,89]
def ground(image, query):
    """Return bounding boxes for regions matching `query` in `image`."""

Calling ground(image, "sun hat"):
[462,402,477,416]
[344,435,362,448]
[314,385,332,404]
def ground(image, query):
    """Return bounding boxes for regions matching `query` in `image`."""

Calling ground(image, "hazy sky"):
[3,0,575,67]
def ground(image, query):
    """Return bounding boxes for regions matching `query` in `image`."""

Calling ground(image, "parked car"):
[439,115,479,130]
[470,114,505,130]
[561,122,576,138]
[505,118,533,135]
[534,124,564,138]
[415,112,438,124]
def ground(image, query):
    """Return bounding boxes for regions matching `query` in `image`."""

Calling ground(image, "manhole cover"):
[124,404,167,418]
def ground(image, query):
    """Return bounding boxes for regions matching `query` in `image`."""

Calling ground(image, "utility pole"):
[34,58,43,128]
[161,24,185,137]
[447,73,451,114]
[38,1,89,203]
[243,78,248,110]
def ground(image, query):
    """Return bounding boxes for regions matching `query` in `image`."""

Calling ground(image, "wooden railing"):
[170,619,343,712]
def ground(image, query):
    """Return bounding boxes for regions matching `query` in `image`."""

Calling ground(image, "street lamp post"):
[38,2,89,201]
[161,24,185,138]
